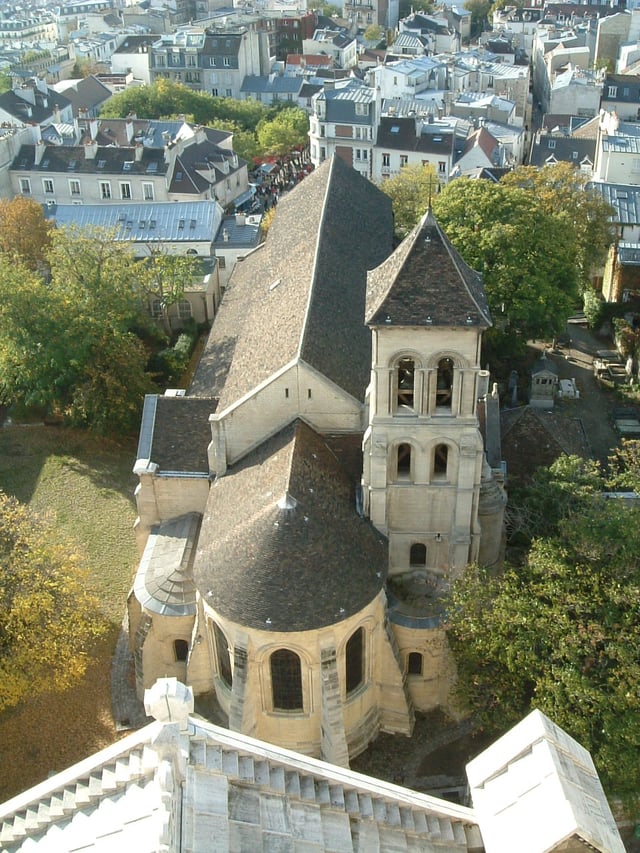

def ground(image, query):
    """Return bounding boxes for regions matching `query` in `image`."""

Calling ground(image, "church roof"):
[365,209,492,328]
[189,156,394,407]
[135,394,216,475]
[133,513,201,617]
[194,420,387,632]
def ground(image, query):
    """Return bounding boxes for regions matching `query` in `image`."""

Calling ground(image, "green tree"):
[464,0,492,35]
[379,163,439,237]
[363,23,383,43]
[139,251,201,336]
[433,178,580,347]
[501,163,615,291]
[509,454,603,542]
[0,228,154,434]
[0,72,11,94]
[100,79,217,125]
[447,498,640,802]
[0,491,105,711]
[256,107,309,158]
[607,439,640,492]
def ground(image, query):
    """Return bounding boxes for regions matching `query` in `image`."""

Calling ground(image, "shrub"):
[148,329,198,386]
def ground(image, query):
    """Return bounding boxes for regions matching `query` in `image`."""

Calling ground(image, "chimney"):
[34,140,47,165]
[78,106,89,120]
[53,104,61,124]
[85,140,98,159]
[135,143,144,162]
[30,122,42,144]
[35,77,48,96]
[126,117,134,143]
[235,212,245,226]
[89,117,99,140]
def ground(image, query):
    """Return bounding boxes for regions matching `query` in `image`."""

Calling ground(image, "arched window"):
[407,652,423,675]
[433,444,448,478]
[410,543,427,567]
[177,299,192,319]
[174,639,189,662]
[345,627,365,695]
[436,357,454,408]
[396,357,415,409]
[270,649,303,711]
[150,298,164,319]
[213,623,232,688]
[396,443,412,479]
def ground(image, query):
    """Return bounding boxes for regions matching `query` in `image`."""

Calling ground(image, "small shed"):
[530,351,558,408]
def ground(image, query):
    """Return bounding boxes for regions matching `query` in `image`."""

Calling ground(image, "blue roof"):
[46,200,222,244]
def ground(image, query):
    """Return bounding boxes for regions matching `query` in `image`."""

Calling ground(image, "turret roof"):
[365,208,491,329]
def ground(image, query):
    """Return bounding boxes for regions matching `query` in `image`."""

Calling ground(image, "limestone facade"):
[128,156,506,765]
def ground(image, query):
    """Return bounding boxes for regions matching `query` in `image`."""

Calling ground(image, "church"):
[128,155,507,767]
[0,158,626,853]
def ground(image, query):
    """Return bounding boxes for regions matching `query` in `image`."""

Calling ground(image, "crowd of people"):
[247,149,314,213]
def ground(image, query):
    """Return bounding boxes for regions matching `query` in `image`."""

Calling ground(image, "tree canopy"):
[0,196,53,272]
[447,452,640,802]
[432,167,614,353]
[0,491,104,712]
[379,163,439,237]
[256,107,309,157]
[0,226,154,434]
[99,81,309,162]
[500,163,614,291]
[464,0,492,36]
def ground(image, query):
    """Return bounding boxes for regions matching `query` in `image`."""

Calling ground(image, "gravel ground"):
[528,322,622,465]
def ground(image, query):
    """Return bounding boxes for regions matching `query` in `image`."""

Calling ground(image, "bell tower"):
[362,209,494,583]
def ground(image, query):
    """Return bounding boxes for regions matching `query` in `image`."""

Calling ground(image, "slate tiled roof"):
[589,182,640,225]
[11,142,168,176]
[194,420,388,632]
[55,74,111,115]
[0,86,72,124]
[190,156,393,407]
[134,513,201,617]
[136,395,217,474]
[376,116,455,156]
[366,209,491,328]
[605,75,640,100]
[240,74,303,96]
[528,133,596,168]
[500,406,589,487]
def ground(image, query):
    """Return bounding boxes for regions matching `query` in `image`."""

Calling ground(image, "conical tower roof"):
[365,208,492,329]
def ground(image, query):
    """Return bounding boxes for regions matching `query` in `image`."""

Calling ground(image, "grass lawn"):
[0,425,138,801]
